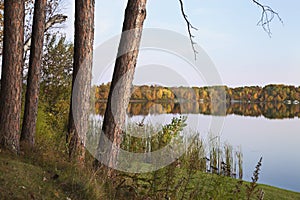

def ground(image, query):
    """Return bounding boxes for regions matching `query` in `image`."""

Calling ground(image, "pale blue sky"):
[65,0,300,87]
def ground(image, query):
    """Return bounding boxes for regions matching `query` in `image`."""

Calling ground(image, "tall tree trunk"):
[21,0,47,147]
[67,0,95,163]
[0,0,25,153]
[95,0,147,175]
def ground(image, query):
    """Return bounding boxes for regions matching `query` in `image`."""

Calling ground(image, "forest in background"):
[95,83,300,103]
[94,83,300,119]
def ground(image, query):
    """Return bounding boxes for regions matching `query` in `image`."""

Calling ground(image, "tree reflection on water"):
[95,101,300,119]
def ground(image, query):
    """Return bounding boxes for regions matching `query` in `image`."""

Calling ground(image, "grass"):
[1,115,299,199]
[259,185,300,200]
[114,159,300,200]
[190,171,300,200]
[0,149,105,200]
[0,151,67,200]
[0,149,300,199]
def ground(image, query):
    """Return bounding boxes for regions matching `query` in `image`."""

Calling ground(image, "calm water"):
[96,102,300,192]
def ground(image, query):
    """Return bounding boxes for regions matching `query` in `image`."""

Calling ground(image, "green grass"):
[1,149,300,199]
[191,171,300,200]
[259,184,300,200]
[0,151,65,199]
[117,166,300,200]
[0,150,104,200]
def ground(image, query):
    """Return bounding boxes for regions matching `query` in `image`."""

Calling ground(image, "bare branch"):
[24,14,67,53]
[252,0,283,37]
[178,0,198,60]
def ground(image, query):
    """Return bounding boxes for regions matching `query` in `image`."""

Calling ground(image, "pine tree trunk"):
[68,0,95,164]
[0,0,25,153]
[95,0,147,176]
[21,0,47,148]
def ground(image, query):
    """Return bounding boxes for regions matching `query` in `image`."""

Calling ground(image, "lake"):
[95,101,300,192]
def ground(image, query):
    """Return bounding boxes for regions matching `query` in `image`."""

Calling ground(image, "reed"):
[88,116,268,199]
[246,157,264,200]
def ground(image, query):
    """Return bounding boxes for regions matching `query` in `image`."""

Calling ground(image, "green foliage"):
[114,117,249,199]
[40,35,73,135]
[32,35,73,154]
[108,116,300,199]
[41,34,73,90]
[110,119,298,199]
[122,116,187,154]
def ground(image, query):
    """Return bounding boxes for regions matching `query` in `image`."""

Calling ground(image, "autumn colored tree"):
[0,0,25,153]
[21,0,47,147]
[67,0,95,163]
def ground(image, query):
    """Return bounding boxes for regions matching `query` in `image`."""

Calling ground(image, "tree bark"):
[21,0,47,147]
[67,0,95,163]
[0,0,25,153]
[95,0,147,175]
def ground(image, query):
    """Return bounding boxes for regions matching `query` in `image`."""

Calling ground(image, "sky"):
[64,0,300,87]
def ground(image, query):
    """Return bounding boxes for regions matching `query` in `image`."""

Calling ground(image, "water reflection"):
[95,101,300,119]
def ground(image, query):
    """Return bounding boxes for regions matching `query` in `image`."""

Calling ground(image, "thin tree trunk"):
[95,0,147,176]
[0,0,25,153]
[67,0,95,164]
[21,0,47,147]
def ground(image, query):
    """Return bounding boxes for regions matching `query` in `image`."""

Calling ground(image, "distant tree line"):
[95,101,300,119]
[95,83,300,103]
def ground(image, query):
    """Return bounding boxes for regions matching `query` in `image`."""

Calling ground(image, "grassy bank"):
[0,149,105,200]
[1,149,300,199]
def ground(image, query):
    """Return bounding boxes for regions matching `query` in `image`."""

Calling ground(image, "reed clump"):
[89,116,265,199]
